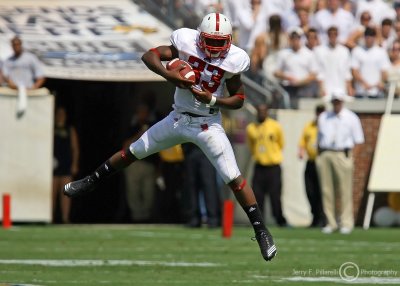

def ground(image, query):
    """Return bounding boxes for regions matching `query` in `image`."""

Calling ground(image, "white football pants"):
[129,110,241,184]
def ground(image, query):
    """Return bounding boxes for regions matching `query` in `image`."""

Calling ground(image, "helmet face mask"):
[198,13,232,58]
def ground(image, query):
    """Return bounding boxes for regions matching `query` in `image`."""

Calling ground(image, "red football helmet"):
[197,13,232,59]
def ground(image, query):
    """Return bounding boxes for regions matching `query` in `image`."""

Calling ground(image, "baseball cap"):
[288,26,304,37]
[330,90,352,102]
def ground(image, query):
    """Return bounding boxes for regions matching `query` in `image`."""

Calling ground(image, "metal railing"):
[242,74,290,109]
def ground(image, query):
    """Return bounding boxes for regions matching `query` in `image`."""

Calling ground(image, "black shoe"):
[185,218,201,228]
[254,230,277,261]
[63,176,98,198]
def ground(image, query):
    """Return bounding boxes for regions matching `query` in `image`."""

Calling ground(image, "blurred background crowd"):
[148,0,400,106]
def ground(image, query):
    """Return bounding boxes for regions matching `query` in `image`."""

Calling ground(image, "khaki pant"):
[124,161,156,221]
[316,151,354,229]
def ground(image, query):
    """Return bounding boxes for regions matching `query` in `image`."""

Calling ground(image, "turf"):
[0,225,399,285]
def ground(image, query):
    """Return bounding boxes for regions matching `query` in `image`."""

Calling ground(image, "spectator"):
[394,1,400,22]
[298,104,326,227]
[305,28,320,50]
[389,39,400,64]
[303,28,321,99]
[52,106,79,223]
[123,102,159,223]
[378,18,395,49]
[282,0,310,31]
[314,26,353,98]
[311,0,355,45]
[2,36,46,117]
[356,0,395,27]
[297,7,313,35]
[246,103,287,227]
[345,10,373,49]
[313,0,327,12]
[387,40,400,97]
[263,0,293,17]
[394,20,400,41]
[351,27,391,98]
[182,143,220,228]
[274,27,318,108]
[156,144,185,223]
[193,0,223,16]
[317,90,364,234]
[341,0,354,13]
[2,36,45,90]
[228,0,265,52]
[250,14,288,84]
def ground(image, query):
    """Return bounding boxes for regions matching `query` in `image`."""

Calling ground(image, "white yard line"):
[279,276,400,284]
[0,259,222,267]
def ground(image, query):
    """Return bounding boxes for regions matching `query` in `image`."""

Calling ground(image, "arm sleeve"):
[309,52,319,74]
[31,55,44,79]
[235,1,254,30]
[2,61,9,77]
[277,124,285,149]
[313,49,324,81]
[170,28,184,51]
[350,49,360,69]
[298,127,307,148]
[344,49,352,80]
[274,51,284,73]
[352,116,365,145]
[380,50,391,72]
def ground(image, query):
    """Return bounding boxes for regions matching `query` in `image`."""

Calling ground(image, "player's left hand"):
[190,85,212,104]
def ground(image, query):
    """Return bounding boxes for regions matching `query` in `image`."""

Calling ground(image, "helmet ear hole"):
[197,13,232,58]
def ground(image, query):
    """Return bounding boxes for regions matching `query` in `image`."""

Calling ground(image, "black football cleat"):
[254,230,277,261]
[63,176,98,198]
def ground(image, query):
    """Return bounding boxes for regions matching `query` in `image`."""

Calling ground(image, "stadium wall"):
[0,88,54,222]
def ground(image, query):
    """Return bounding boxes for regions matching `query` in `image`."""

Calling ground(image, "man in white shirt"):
[316,90,365,234]
[282,0,310,31]
[2,36,46,117]
[245,0,293,52]
[226,0,266,52]
[2,36,45,90]
[351,27,391,98]
[314,26,353,98]
[274,27,318,108]
[356,0,395,27]
[311,0,355,45]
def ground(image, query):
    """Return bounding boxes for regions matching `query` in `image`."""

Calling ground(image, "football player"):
[64,13,277,262]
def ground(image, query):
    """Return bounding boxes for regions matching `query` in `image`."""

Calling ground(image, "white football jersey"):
[170,28,250,116]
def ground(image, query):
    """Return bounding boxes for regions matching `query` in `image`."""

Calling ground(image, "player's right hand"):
[165,65,195,89]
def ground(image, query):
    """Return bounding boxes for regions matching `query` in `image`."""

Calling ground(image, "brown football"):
[166,58,196,82]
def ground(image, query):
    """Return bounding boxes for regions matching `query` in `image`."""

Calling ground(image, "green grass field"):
[0,225,399,285]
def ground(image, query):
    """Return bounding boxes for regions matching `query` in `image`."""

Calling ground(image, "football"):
[166,58,196,82]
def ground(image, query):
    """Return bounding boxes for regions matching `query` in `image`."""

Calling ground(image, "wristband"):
[209,96,217,106]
